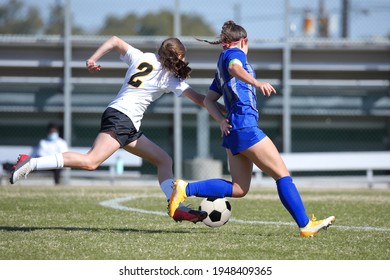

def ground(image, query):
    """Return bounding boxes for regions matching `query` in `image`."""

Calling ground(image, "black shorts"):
[100,107,143,147]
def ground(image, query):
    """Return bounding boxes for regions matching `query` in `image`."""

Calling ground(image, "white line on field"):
[99,196,390,232]
[99,196,167,217]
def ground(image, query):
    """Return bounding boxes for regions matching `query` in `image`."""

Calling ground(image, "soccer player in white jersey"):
[10,36,214,223]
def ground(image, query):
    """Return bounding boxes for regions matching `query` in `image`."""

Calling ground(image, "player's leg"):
[169,150,234,217]
[172,125,256,201]
[226,149,253,198]
[182,149,252,198]
[169,149,252,217]
[123,134,207,223]
[123,134,173,185]
[169,176,234,218]
[10,131,119,184]
[63,131,119,170]
[241,136,335,236]
[240,136,309,227]
[240,136,289,180]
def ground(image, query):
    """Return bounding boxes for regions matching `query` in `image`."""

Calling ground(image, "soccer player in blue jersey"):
[169,21,335,236]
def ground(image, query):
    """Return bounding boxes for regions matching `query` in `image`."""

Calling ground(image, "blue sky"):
[4,0,390,39]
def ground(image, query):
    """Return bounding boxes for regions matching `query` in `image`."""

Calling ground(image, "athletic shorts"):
[100,107,143,148]
[222,126,267,155]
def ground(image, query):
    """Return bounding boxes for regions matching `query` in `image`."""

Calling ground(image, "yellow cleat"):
[168,179,188,217]
[300,214,336,237]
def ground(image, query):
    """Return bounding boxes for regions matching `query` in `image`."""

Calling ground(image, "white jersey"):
[108,44,190,130]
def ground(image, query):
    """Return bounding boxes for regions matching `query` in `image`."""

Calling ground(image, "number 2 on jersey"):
[128,62,153,88]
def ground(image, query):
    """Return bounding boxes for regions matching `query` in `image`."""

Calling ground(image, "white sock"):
[160,178,184,208]
[160,178,173,200]
[32,153,64,170]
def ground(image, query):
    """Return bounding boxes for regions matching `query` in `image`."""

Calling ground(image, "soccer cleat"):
[9,154,32,184]
[172,205,207,223]
[300,214,336,237]
[168,179,188,217]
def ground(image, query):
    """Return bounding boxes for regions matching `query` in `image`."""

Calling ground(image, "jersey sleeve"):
[209,76,222,95]
[168,79,191,97]
[120,44,143,66]
[225,49,246,69]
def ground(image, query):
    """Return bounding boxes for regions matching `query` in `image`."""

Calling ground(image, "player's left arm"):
[204,90,232,136]
[182,87,205,107]
[182,87,226,114]
[228,61,276,96]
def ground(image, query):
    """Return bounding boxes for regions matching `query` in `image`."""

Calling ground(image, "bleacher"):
[252,151,390,188]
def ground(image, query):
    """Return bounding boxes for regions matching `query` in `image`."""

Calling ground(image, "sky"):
[3,0,390,40]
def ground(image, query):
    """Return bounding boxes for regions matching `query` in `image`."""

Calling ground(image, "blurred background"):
[0,0,389,184]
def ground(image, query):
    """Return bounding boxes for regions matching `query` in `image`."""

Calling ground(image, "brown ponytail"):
[196,20,247,47]
[158,38,191,80]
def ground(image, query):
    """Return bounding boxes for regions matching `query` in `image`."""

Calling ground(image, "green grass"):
[0,184,389,260]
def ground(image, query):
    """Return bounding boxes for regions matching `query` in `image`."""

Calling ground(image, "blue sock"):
[276,176,309,228]
[186,179,233,198]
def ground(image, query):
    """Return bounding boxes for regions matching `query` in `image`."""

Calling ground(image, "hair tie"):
[221,37,247,47]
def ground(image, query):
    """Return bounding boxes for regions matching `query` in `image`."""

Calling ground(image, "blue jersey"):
[209,48,258,130]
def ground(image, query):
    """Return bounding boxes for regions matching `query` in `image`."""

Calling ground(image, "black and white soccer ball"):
[199,197,232,227]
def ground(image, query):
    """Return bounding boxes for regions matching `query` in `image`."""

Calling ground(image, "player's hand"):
[86,59,101,73]
[255,81,276,96]
[220,119,232,136]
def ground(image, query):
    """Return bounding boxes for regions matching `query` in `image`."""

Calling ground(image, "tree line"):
[0,0,216,36]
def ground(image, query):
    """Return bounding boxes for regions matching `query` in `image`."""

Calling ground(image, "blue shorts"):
[222,126,267,155]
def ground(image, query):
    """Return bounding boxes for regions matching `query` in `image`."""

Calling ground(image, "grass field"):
[0,184,389,260]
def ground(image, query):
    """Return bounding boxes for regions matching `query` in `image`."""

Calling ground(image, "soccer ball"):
[199,197,232,227]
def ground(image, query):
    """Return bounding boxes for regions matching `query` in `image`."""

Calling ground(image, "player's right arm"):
[228,62,276,97]
[86,36,129,72]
